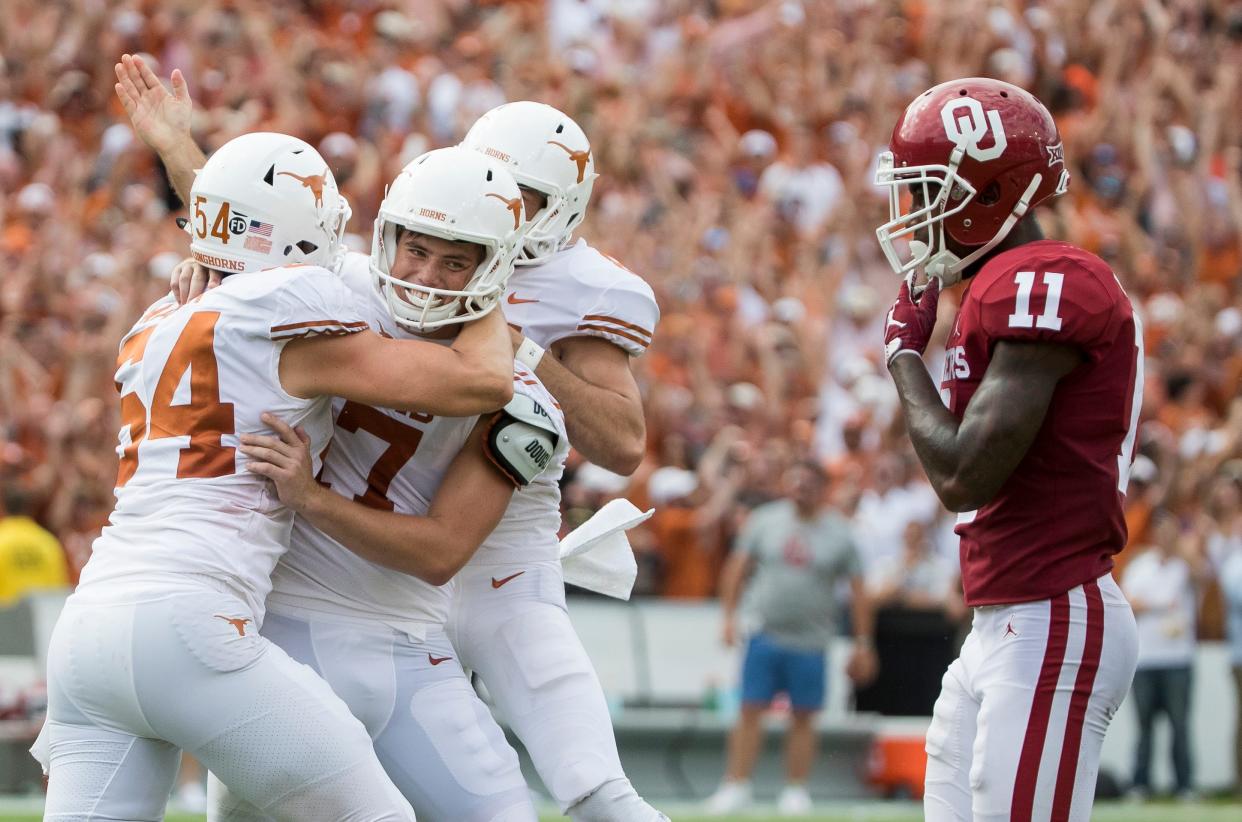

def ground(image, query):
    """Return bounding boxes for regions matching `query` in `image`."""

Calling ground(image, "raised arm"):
[242,414,514,585]
[114,53,203,204]
[280,312,514,416]
[526,334,645,475]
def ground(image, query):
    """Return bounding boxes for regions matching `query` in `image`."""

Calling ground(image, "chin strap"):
[919,173,1044,286]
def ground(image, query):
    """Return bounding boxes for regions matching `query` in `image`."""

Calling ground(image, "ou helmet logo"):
[940,97,1007,162]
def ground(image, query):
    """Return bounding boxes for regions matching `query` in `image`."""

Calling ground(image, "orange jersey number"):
[330,401,427,511]
[115,311,236,486]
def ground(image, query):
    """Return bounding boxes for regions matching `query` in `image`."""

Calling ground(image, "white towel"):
[558,498,654,600]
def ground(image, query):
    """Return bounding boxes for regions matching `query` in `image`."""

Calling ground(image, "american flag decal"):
[249,219,274,237]
[245,235,272,254]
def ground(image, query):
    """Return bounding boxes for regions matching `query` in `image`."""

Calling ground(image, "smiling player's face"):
[389,229,484,293]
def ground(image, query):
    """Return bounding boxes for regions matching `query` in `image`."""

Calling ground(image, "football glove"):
[884,274,940,366]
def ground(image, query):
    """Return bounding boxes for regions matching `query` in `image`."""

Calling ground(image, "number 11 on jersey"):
[1008,271,1064,331]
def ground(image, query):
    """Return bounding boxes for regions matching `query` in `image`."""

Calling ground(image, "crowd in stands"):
[1,0,1239,645]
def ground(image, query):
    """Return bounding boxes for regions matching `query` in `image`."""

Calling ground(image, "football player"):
[116,56,665,822]
[37,132,517,821]
[877,78,1142,822]
[207,147,552,822]
[449,103,664,822]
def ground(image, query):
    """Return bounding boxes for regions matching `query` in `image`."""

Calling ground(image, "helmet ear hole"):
[295,240,319,255]
[978,182,1001,206]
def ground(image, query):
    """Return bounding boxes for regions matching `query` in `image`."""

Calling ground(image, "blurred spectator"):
[1223,533,1242,797]
[858,519,965,717]
[0,489,69,605]
[707,461,874,816]
[867,519,961,616]
[1121,511,1202,800]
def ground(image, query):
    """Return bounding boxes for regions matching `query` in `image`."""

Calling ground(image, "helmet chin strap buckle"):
[908,241,963,288]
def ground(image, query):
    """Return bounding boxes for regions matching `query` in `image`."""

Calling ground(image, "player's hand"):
[240,412,317,512]
[883,275,940,367]
[169,258,221,305]
[721,615,738,647]
[845,643,879,686]
[113,53,193,155]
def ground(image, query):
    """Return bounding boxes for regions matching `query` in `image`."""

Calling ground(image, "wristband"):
[515,337,545,372]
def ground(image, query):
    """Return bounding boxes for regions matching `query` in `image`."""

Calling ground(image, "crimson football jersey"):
[940,240,1143,606]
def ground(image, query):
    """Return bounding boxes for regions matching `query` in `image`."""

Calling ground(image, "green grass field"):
[3,800,1242,821]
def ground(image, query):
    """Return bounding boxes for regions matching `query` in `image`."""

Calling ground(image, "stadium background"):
[1,0,1240,819]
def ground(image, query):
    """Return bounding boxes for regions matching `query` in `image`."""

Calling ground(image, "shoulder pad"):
[485,393,561,487]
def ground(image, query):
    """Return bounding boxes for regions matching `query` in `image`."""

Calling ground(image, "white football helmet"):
[371,146,525,332]
[461,101,596,265]
[189,132,350,275]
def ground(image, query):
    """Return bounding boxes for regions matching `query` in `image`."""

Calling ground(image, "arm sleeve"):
[1221,556,1242,606]
[840,531,864,578]
[733,507,765,556]
[572,278,660,357]
[976,260,1120,361]
[268,267,370,341]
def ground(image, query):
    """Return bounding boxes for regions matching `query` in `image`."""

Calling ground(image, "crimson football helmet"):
[875,78,1070,285]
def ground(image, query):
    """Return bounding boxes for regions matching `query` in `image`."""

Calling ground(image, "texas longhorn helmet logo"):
[486,193,523,230]
[940,97,1007,162]
[546,141,591,183]
[277,168,330,208]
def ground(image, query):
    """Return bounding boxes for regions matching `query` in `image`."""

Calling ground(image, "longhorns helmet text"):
[370,146,525,332]
[461,102,597,265]
[188,133,350,275]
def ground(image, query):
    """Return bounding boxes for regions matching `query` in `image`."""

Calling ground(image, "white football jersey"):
[469,360,571,565]
[77,265,367,621]
[267,253,568,633]
[461,239,656,567]
[501,239,659,357]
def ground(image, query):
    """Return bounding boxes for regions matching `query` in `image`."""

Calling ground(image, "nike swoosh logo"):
[491,571,525,588]
[428,655,452,666]
[886,315,907,330]
[507,293,539,305]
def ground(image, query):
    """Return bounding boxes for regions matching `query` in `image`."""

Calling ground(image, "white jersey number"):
[1007,271,1064,331]
[1116,310,1145,494]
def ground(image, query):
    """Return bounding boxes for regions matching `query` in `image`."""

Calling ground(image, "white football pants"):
[38,586,414,822]
[207,612,536,822]
[448,559,663,820]
[923,573,1138,822]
